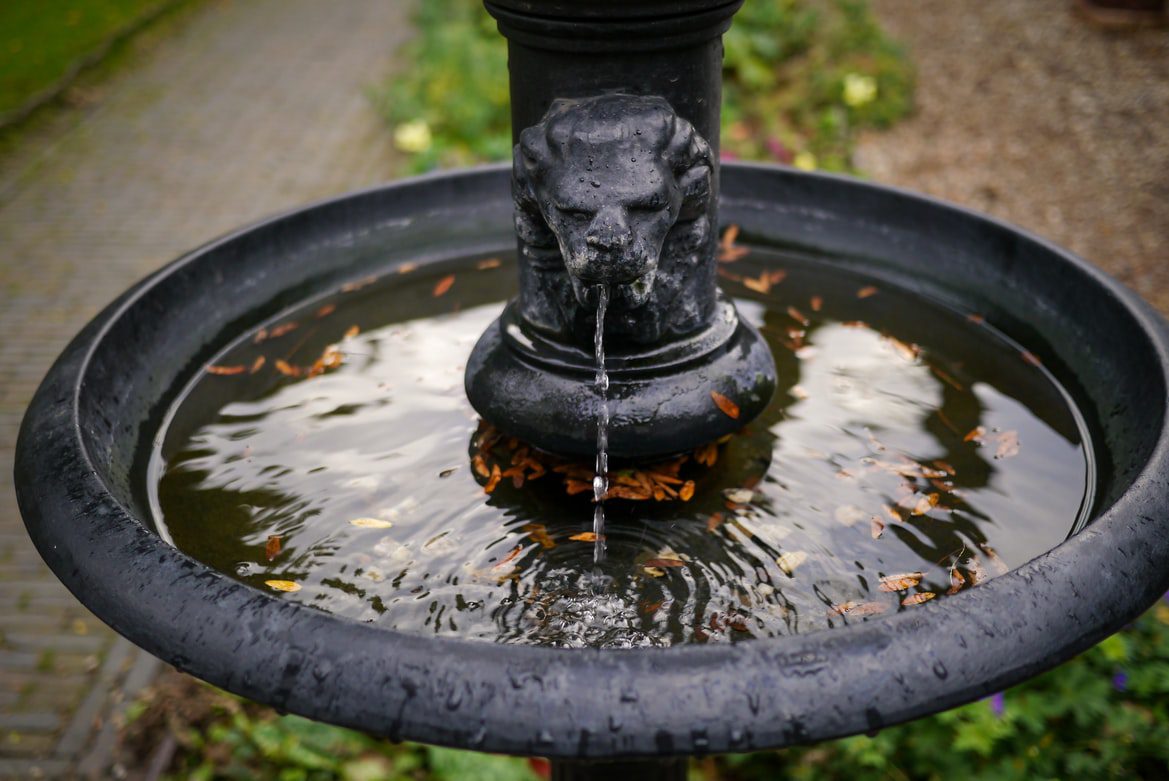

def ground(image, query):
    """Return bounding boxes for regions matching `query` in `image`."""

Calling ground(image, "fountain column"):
[468,0,776,460]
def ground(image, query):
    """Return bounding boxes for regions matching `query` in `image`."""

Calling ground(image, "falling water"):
[592,285,610,564]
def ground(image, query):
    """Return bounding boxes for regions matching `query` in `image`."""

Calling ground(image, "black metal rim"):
[16,163,1169,759]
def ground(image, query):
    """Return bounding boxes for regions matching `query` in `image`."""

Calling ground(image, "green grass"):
[0,0,173,120]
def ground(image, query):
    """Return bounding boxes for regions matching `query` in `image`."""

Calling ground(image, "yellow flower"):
[394,120,433,154]
[842,73,878,108]
[793,151,817,171]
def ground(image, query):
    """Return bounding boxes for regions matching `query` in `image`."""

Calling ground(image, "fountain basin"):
[16,162,1169,758]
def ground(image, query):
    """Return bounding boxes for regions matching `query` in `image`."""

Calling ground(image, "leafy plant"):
[370,0,913,174]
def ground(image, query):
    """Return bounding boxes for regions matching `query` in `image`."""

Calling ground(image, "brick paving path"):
[0,1,407,777]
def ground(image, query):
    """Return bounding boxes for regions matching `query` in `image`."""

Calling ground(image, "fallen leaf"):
[644,558,685,568]
[963,426,987,443]
[565,479,592,496]
[477,257,502,270]
[911,493,940,516]
[694,442,718,467]
[721,224,740,246]
[832,601,888,617]
[523,523,556,549]
[206,364,247,375]
[948,567,967,595]
[883,336,920,362]
[315,304,336,318]
[777,551,808,576]
[274,359,301,378]
[472,454,490,478]
[901,591,937,606]
[343,325,361,339]
[706,512,725,532]
[810,295,823,312]
[981,544,1010,575]
[265,535,282,561]
[397,263,418,275]
[349,517,394,529]
[857,285,879,299]
[679,480,696,501]
[934,460,957,476]
[493,545,523,570]
[265,580,301,593]
[790,385,809,400]
[269,322,298,339]
[767,269,787,285]
[834,505,866,527]
[1021,350,1042,367]
[878,572,923,592]
[249,356,266,374]
[786,306,810,326]
[742,274,772,294]
[485,464,502,493]
[967,555,988,586]
[433,274,456,297]
[643,566,666,578]
[341,275,378,292]
[870,515,886,539]
[966,313,985,325]
[994,430,1020,459]
[724,487,754,504]
[711,390,740,419]
[569,532,598,542]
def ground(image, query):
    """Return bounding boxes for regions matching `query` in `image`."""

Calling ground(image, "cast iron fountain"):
[14,2,1169,779]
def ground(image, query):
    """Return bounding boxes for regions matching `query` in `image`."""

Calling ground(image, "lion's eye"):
[558,207,592,222]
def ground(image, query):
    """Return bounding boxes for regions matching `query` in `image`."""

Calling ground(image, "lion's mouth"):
[570,268,655,310]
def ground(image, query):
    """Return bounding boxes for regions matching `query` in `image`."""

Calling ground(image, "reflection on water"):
[148,249,1094,647]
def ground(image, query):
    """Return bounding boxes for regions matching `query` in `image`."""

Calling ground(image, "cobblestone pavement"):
[0,0,406,777]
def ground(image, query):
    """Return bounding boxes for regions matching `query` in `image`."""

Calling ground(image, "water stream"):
[593,285,610,564]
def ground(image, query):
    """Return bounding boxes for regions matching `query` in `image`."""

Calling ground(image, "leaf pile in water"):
[470,420,724,503]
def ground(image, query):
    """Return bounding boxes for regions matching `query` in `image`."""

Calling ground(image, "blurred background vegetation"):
[369,0,913,174]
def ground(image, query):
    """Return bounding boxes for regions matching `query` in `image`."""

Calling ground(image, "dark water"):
[148,248,1094,647]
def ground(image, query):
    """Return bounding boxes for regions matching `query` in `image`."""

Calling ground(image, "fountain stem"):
[467,0,776,459]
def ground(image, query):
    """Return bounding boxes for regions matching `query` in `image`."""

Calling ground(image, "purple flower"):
[765,137,793,164]
[989,692,1005,717]
[1113,671,1128,692]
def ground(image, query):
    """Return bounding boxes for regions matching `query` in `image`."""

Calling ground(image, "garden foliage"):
[370,0,913,173]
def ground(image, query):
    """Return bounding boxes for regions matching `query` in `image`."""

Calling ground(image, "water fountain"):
[14,2,1169,779]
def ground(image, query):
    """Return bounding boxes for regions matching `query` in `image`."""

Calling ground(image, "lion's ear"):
[677,163,711,221]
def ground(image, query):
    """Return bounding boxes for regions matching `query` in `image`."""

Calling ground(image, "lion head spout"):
[512,94,717,347]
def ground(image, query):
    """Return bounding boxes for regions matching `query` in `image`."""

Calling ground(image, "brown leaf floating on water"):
[901,591,937,606]
[966,313,985,325]
[249,356,266,374]
[742,273,772,294]
[832,600,888,617]
[810,295,823,312]
[963,426,986,443]
[565,479,592,496]
[343,325,360,339]
[265,534,282,561]
[472,454,490,478]
[523,523,556,549]
[994,430,1020,459]
[679,480,696,501]
[315,304,336,318]
[341,275,379,292]
[878,572,923,592]
[776,551,808,576]
[644,557,685,569]
[948,567,967,595]
[710,390,741,419]
[857,285,879,299]
[569,532,598,542]
[1021,350,1042,367]
[643,566,667,578]
[706,512,725,532]
[206,364,247,375]
[265,580,301,593]
[433,274,456,297]
[871,515,886,539]
[694,442,718,467]
[397,263,417,275]
[269,322,298,339]
[718,224,750,262]
[981,544,1010,575]
[786,306,810,326]
[274,359,301,378]
[484,464,502,493]
[493,544,523,570]
[476,257,502,270]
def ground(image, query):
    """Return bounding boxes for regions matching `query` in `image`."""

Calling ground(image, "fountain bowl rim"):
[15,162,1169,759]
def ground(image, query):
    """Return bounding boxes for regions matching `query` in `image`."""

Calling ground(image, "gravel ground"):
[856,0,1169,314]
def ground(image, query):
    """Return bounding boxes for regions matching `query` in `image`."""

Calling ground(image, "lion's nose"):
[585,206,631,252]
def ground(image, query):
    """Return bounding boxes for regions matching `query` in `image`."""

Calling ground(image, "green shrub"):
[370,0,914,174]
